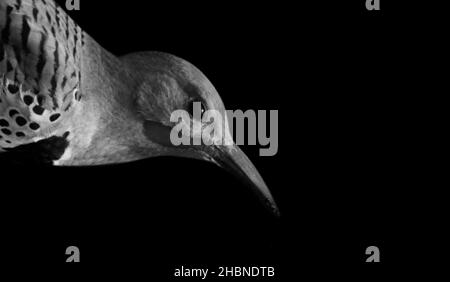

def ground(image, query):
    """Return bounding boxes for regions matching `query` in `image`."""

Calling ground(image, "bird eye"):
[188,100,206,118]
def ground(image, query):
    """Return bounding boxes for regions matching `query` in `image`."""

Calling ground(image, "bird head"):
[120,52,279,216]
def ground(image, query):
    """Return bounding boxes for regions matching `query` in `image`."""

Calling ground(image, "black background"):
[1,0,422,280]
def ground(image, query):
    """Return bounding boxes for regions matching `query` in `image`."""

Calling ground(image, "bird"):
[0,0,279,216]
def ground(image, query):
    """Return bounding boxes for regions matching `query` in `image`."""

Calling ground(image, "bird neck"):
[56,34,145,166]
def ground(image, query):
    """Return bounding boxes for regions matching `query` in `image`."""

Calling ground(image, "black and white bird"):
[0,0,279,215]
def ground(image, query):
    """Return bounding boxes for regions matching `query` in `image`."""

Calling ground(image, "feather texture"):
[0,0,82,150]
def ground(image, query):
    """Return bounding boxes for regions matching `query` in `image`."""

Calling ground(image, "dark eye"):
[188,100,206,118]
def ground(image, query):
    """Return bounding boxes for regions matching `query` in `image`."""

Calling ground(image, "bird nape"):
[0,0,279,216]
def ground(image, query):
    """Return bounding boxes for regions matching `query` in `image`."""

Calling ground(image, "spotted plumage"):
[0,0,81,150]
[0,0,279,216]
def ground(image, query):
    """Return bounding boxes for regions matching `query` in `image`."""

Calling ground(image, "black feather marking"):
[8,84,19,94]
[1,6,13,45]
[36,33,47,80]
[15,0,22,10]
[37,95,44,106]
[16,116,27,126]
[9,109,19,117]
[23,95,34,105]
[55,6,60,29]
[73,28,78,57]
[46,11,52,24]
[65,14,70,40]
[50,40,59,109]
[0,119,9,127]
[7,61,13,72]
[49,113,60,122]
[75,90,81,101]
[29,121,40,130]
[61,75,68,89]
[32,105,44,115]
[21,16,31,54]
[0,133,70,165]
[32,7,39,22]
[64,101,72,112]
[0,43,4,62]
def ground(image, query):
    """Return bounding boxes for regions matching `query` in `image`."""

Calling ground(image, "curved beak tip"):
[213,145,280,217]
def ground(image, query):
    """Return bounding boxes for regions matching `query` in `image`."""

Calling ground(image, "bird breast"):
[0,0,84,151]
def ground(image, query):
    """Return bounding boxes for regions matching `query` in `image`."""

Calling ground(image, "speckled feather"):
[0,0,280,215]
[0,0,82,150]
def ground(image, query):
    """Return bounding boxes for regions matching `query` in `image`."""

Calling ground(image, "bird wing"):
[0,0,82,152]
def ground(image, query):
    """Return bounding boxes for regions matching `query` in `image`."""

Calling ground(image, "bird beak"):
[210,144,280,217]
[143,121,279,216]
